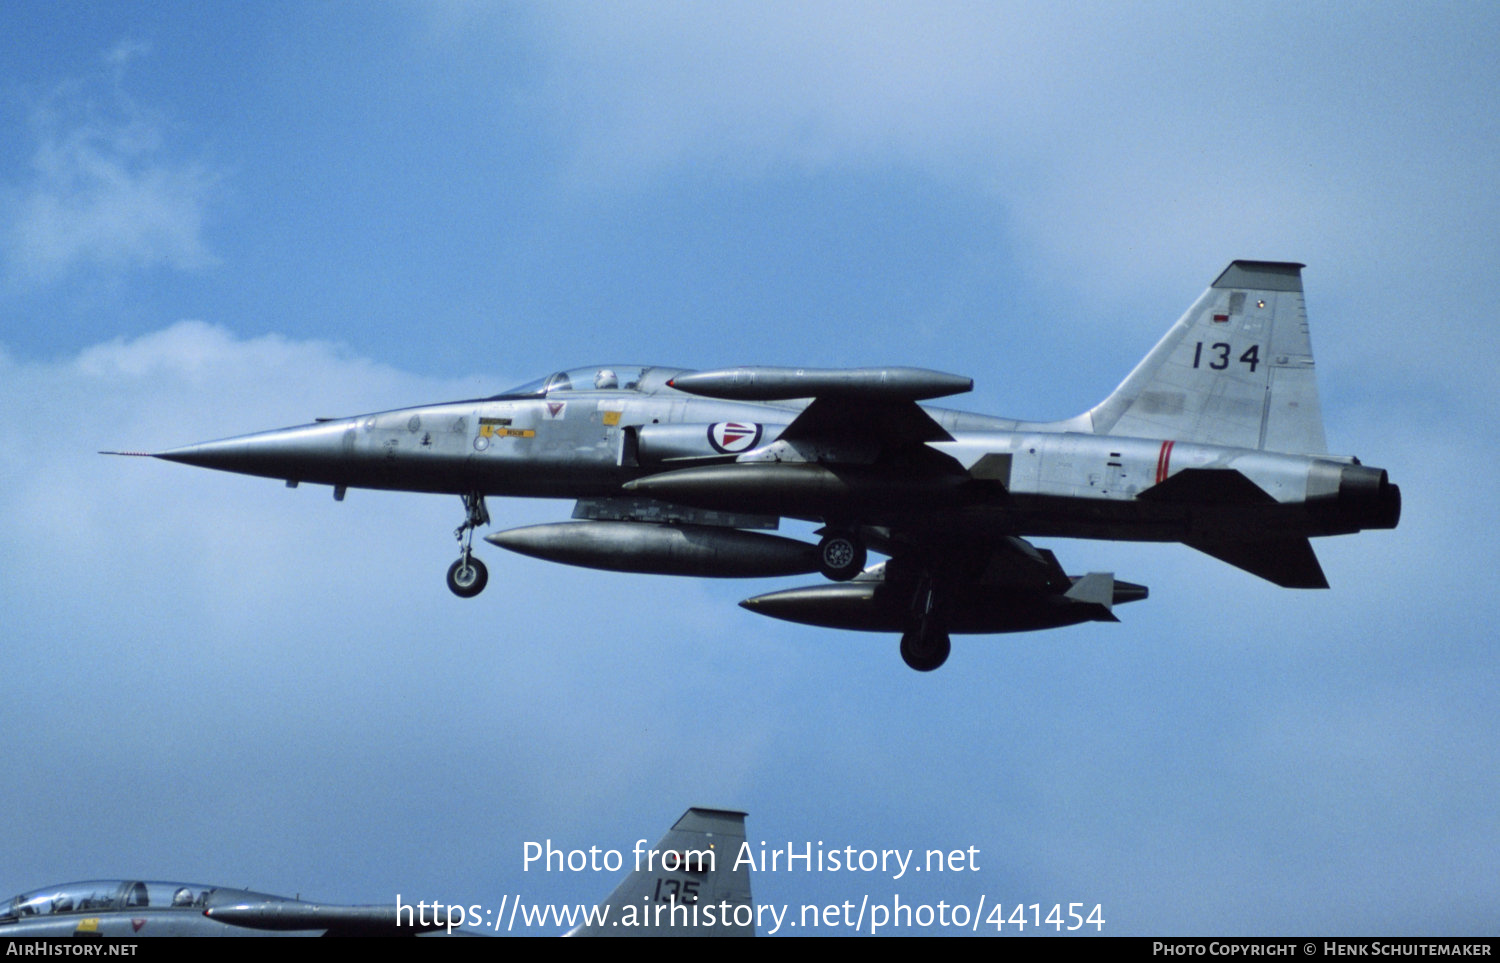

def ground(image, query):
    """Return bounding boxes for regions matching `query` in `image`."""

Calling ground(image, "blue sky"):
[2,2,1496,935]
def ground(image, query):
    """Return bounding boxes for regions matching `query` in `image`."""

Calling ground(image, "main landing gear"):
[814,522,950,670]
[816,529,867,581]
[448,492,490,598]
[899,576,950,672]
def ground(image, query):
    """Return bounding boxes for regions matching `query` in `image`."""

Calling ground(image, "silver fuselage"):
[156,386,1394,547]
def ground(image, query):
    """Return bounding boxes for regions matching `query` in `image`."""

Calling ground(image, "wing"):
[668,366,971,466]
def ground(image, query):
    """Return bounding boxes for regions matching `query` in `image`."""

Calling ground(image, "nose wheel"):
[449,491,491,598]
[447,556,489,598]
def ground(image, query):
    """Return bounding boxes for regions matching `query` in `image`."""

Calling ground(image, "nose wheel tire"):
[817,532,866,581]
[447,556,489,598]
[900,626,951,672]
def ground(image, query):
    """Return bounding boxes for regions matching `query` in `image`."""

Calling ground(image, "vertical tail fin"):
[570,808,753,937]
[1085,261,1328,454]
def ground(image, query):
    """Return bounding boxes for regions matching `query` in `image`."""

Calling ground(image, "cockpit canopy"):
[2,880,277,918]
[492,365,687,399]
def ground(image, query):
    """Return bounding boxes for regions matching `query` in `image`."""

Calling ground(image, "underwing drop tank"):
[739,575,1148,634]
[485,521,819,577]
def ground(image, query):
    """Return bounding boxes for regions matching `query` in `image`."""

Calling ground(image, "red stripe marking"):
[1155,440,1175,484]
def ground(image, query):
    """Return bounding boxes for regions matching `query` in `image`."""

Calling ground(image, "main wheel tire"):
[446,556,489,598]
[899,627,951,672]
[817,533,867,581]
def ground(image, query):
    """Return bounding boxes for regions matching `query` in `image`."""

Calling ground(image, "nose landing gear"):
[447,556,488,598]
[448,492,491,598]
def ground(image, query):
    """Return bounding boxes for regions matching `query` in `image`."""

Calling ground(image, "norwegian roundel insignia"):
[708,422,762,454]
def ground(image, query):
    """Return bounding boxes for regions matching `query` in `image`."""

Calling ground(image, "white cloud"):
[2,47,220,286]
[104,38,153,74]
[530,2,1046,179]
[505,1,1500,410]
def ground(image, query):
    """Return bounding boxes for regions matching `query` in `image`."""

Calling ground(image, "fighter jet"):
[119,261,1398,670]
[0,807,753,937]
[0,878,447,937]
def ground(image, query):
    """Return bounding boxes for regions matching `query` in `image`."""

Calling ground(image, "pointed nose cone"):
[154,421,353,483]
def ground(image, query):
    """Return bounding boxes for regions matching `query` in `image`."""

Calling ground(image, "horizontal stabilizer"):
[1184,537,1329,589]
